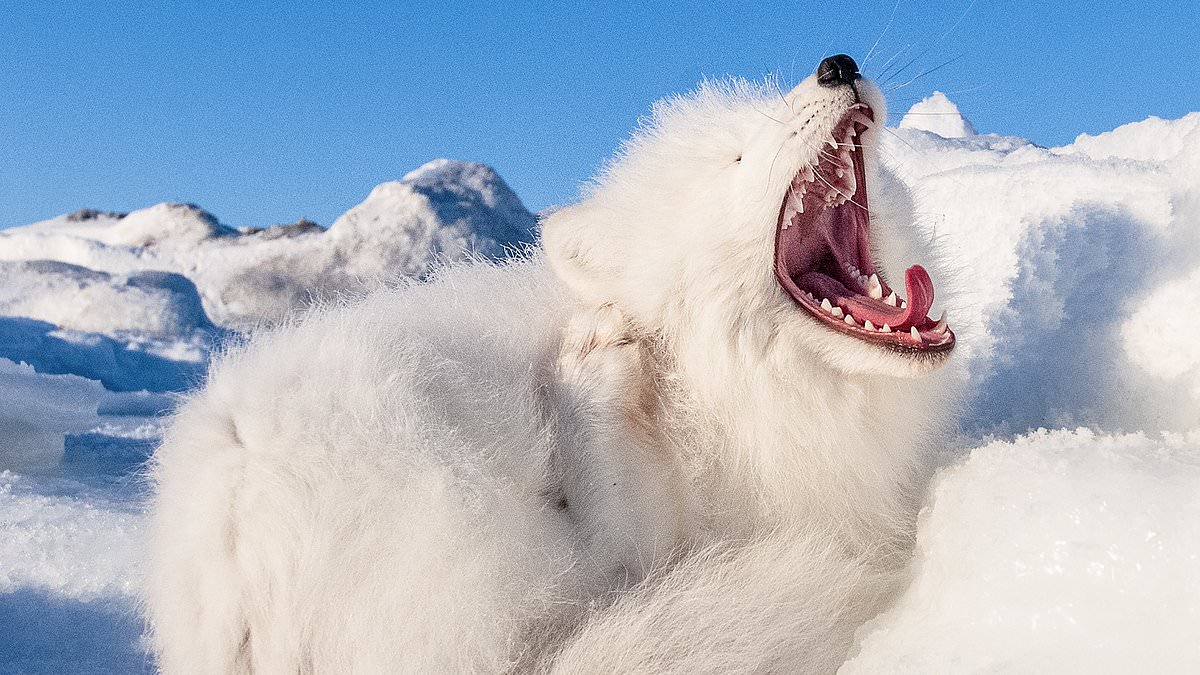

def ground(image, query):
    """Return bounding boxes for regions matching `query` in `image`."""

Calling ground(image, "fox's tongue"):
[892,265,935,328]
[797,264,936,330]
[841,265,935,329]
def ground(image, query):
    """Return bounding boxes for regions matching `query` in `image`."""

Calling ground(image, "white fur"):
[148,71,959,673]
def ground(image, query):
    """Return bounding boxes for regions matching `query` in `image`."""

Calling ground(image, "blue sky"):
[2,1,1197,229]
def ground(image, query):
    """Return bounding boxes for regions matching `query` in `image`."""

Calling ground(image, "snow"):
[0,359,104,471]
[1,108,1198,670]
[883,110,1200,434]
[842,428,1200,673]
[0,261,214,339]
[898,91,977,138]
[0,159,537,329]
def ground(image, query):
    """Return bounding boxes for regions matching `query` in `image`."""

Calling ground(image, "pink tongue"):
[798,264,936,330]
[893,265,935,329]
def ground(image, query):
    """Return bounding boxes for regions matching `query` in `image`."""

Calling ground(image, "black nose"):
[817,54,861,87]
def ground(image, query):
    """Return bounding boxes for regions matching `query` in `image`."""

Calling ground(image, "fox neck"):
[651,324,942,553]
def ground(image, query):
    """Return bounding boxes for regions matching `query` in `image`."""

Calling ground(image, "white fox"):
[148,54,960,674]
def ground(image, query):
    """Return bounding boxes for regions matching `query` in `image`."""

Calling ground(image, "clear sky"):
[2,1,1197,229]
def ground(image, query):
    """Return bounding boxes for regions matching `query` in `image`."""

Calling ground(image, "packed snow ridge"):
[0,159,538,329]
[1,100,1199,671]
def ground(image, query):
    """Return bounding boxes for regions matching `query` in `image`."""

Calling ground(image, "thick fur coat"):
[148,67,959,673]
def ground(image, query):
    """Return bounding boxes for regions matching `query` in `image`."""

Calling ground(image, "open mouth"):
[774,104,954,354]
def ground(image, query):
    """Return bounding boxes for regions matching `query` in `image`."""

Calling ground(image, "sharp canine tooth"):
[867,274,882,299]
[845,313,856,325]
[821,298,833,312]
[934,311,948,334]
[910,326,921,341]
[900,299,907,309]
[831,307,844,318]
[884,290,897,306]
[787,190,804,215]
[864,319,875,330]
[881,323,892,333]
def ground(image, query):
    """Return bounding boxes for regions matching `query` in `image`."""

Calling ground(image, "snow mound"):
[898,91,977,138]
[1060,112,1200,163]
[0,260,214,338]
[843,428,1200,673]
[887,111,1200,434]
[0,359,104,471]
[329,159,538,278]
[0,160,537,328]
[1121,267,1200,402]
[23,202,234,247]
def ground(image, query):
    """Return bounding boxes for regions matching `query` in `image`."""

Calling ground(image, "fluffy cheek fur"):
[544,75,951,380]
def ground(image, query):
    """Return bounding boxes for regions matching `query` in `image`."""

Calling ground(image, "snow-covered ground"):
[1,101,1197,671]
[0,160,537,330]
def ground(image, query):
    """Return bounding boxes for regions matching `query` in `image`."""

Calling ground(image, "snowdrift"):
[843,428,1200,672]
[892,105,1200,435]
[0,103,1197,672]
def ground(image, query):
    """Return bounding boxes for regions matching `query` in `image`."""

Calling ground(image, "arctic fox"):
[148,54,959,674]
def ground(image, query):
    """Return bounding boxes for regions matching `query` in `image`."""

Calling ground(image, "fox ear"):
[541,201,626,305]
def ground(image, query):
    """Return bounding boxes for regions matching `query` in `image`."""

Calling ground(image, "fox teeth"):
[910,326,921,341]
[880,323,892,333]
[863,319,875,330]
[844,313,856,325]
[821,298,833,313]
[831,306,844,318]
[884,290,898,307]
[867,274,882,299]
[787,190,804,215]
[934,311,949,334]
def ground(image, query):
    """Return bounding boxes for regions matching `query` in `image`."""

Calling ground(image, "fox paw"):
[557,303,644,390]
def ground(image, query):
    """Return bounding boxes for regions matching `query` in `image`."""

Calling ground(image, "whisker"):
[873,43,915,82]
[763,134,792,201]
[862,0,903,70]
[881,0,977,87]
[770,78,797,115]
[887,82,988,104]
[885,54,965,93]
[877,125,973,190]
[749,103,788,126]
[791,136,870,214]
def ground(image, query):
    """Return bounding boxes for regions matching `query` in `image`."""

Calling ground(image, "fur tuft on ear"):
[541,201,627,306]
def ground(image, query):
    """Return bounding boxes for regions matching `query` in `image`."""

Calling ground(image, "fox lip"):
[773,104,954,354]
